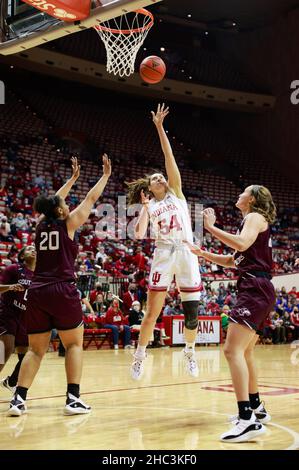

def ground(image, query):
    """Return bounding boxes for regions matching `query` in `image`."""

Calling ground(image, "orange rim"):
[94,8,154,35]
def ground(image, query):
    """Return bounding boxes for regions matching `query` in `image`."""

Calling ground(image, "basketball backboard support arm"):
[0,0,161,55]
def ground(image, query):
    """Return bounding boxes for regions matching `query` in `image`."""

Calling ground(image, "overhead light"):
[232,22,237,26]
[189,76,192,80]
[187,14,192,18]
[160,47,165,52]
[143,47,147,51]
[205,31,209,35]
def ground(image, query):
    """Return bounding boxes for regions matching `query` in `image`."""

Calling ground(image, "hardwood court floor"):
[0,344,299,450]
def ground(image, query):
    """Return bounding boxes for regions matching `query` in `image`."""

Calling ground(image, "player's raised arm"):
[55,156,81,199]
[66,154,111,235]
[151,103,184,199]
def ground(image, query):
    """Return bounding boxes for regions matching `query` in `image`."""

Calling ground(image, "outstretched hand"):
[203,208,216,230]
[183,240,204,256]
[71,156,80,180]
[102,153,112,177]
[151,103,169,127]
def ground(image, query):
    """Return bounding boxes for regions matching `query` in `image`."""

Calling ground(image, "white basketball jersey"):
[147,191,193,245]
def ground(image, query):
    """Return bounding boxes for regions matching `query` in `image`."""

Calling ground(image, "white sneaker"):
[130,354,145,380]
[228,402,271,425]
[124,344,134,349]
[7,394,27,417]
[183,349,199,378]
[64,393,91,415]
[0,377,16,395]
[114,344,119,350]
[252,402,271,424]
[221,413,266,442]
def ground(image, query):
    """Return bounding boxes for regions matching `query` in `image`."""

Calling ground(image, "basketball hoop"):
[94,9,154,77]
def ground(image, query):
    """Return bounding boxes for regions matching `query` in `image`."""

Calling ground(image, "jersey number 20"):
[39,231,59,251]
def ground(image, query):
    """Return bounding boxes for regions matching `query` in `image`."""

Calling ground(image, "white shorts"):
[148,246,201,295]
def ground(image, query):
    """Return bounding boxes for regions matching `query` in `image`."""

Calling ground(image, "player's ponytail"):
[126,176,151,205]
[250,185,276,224]
[33,195,61,221]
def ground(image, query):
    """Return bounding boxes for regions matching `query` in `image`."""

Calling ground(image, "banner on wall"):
[172,317,220,344]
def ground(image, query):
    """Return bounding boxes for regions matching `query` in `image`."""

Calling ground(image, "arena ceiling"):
[157,0,299,30]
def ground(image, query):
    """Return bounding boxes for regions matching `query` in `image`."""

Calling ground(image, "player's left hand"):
[203,208,216,229]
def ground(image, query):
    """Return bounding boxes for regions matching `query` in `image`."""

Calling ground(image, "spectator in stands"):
[163,298,177,316]
[282,311,295,342]
[122,283,138,315]
[271,312,286,344]
[0,216,13,242]
[128,300,144,328]
[290,307,299,340]
[10,213,28,234]
[95,246,108,265]
[103,299,132,349]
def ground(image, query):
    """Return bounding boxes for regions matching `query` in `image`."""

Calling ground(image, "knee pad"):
[183,301,199,330]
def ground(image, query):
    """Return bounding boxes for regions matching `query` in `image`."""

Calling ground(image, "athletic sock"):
[249,392,261,410]
[135,345,146,359]
[15,386,28,401]
[238,401,252,420]
[8,353,25,387]
[67,383,80,399]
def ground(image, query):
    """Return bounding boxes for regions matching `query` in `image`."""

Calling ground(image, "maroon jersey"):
[234,219,273,275]
[32,219,78,287]
[0,264,33,316]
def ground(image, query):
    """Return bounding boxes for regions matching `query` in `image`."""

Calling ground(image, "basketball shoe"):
[7,394,27,417]
[64,393,91,415]
[228,402,271,425]
[0,377,16,395]
[221,412,266,443]
[183,349,199,378]
[130,353,146,380]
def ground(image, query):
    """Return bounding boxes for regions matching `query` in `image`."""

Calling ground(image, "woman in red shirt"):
[103,299,133,349]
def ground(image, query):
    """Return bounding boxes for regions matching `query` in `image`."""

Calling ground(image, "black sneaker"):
[63,393,91,415]
[7,394,27,417]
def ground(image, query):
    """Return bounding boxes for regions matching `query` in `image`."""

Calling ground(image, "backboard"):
[0,0,161,55]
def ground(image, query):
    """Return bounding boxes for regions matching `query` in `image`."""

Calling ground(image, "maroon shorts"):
[26,282,83,334]
[229,276,276,332]
[0,311,28,347]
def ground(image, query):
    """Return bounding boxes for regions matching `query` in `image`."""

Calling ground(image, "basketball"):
[139,56,166,84]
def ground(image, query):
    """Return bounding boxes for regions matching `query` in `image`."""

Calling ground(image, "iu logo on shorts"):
[152,272,161,286]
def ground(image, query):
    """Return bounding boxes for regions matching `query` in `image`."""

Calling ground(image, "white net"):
[94,9,154,77]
